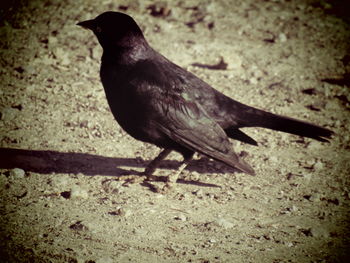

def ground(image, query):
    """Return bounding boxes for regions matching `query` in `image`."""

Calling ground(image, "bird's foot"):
[118,173,176,193]
[139,172,174,193]
[118,175,145,186]
[141,180,173,193]
[119,172,159,186]
[142,160,187,193]
[143,172,179,193]
[113,174,141,182]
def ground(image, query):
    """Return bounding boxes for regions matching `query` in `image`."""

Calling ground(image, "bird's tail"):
[240,106,333,142]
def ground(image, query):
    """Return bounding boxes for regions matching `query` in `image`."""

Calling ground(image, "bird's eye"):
[95,26,102,33]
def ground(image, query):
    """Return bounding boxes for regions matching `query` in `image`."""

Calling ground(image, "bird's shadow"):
[0,147,237,187]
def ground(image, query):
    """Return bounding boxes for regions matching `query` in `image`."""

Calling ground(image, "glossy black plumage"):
[77,12,333,177]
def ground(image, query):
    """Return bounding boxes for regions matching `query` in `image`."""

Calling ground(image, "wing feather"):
[127,60,254,175]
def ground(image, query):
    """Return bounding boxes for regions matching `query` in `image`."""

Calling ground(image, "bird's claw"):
[142,180,174,193]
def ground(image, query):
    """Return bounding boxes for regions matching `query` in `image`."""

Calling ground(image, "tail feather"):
[242,108,334,142]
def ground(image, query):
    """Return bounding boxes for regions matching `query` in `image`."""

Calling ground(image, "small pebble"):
[70,185,88,199]
[190,171,200,181]
[291,205,298,212]
[249,77,258,85]
[214,218,234,229]
[9,168,25,179]
[309,193,321,202]
[285,242,294,247]
[313,160,324,170]
[305,159,315,167]
[91,45,101,60]
[193,189,203,197]
[279,33,287,42]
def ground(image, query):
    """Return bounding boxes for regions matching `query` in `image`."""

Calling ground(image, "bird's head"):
[77,11,145,50]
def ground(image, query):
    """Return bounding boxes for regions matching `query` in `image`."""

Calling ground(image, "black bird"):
[77,12,333,183]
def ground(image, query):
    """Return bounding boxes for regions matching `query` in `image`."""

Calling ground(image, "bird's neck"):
[102,40,151,65]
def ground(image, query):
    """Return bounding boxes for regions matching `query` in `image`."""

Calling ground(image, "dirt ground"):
[1,0,350,262]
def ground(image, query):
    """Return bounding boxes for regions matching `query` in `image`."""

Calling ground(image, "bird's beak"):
[77,19,96,30]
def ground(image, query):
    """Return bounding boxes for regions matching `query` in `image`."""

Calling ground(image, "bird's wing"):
[128,59,255,175]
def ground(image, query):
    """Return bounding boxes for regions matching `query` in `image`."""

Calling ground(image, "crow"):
[77,11,333,185]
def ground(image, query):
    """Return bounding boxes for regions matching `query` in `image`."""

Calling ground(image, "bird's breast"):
[100,67,160,144]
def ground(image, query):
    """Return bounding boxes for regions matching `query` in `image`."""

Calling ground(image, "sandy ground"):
[1,0,350,262]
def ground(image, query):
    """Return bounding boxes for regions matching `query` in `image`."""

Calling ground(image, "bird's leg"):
[143,148,172,180]
[122,149,171,186]
[145,152,194,193]
[167,155,193,184]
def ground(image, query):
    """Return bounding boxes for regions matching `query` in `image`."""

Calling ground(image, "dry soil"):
[1,0,350,262]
